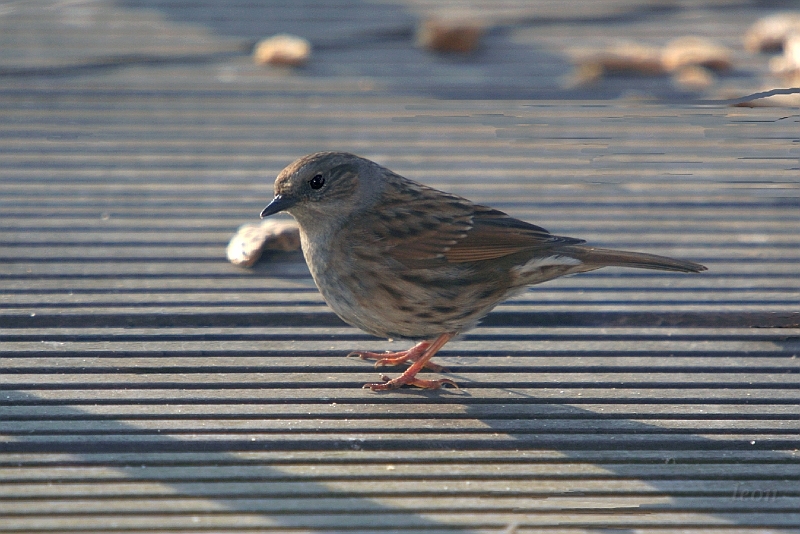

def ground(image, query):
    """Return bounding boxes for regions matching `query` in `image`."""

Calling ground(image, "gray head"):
[260,152,386,230]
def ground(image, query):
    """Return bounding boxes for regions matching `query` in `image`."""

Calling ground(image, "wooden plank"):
[1,1,799,532]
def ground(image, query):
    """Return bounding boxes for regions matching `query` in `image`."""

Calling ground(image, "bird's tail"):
[563,246,707,273]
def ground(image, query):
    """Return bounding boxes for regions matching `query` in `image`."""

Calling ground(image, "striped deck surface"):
[1,1,799,533]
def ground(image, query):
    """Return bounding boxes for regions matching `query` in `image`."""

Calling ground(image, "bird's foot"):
[347,341,447,373]
[364,373,458,391]
[360,332,458,391]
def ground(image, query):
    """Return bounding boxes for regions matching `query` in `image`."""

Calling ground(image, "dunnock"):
[260,152,706,391]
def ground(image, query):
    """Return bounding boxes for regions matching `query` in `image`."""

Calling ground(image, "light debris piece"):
[227,219,300,268]
[253,34,311,66]
[744,12,800,53]
[769,33,800,76]
[416,18,483,54]
[661,36,732,73]
[672,65,715,91]
[570,37,731,88]
[570,41,666,84]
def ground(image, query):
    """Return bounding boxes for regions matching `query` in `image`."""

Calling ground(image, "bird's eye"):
[309,174,325,190]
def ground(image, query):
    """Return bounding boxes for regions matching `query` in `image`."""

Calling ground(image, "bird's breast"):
[298,223,520,340]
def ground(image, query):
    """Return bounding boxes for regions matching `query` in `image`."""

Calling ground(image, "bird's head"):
[260,152,383,230]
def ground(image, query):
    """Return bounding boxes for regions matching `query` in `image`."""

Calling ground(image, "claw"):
[358,332,458,391]
[363,375,459,391]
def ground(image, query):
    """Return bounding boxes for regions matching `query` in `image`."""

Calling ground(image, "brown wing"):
[357,179,583,265]
[443,204,584,263]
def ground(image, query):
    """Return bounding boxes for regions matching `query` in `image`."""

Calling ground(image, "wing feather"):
[355,179,583,265]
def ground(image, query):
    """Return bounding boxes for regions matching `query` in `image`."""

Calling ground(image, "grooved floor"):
[1,1,799,533]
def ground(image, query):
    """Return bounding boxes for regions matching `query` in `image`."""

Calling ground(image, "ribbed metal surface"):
[2,1,800,533]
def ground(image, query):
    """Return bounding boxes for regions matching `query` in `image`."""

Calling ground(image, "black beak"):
[260,195,296,218]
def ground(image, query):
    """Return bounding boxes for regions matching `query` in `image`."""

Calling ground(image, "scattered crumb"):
[416,18,483,54]
[672,65,715,91]
[744,12,800,53]
[227,219,301,267]
[769,33,800,76]
[253,34,311,66]
[572,41,665,80]
[661,36,732,73]
[570,36,731,92]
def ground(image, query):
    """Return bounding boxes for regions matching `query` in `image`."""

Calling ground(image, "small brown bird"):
[260,152,706,391]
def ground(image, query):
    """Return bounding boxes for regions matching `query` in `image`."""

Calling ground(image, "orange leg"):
[362,332,458,391]
[348,340,447,372]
